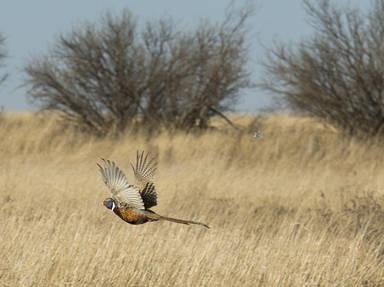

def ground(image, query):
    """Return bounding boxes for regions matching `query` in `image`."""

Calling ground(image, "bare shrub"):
[25,8,252,136]
[261,0,384,138]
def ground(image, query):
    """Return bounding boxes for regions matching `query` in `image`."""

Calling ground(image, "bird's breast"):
[113,207,148,225]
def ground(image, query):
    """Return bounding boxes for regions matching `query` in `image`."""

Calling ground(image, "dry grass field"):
[2,113,384,286]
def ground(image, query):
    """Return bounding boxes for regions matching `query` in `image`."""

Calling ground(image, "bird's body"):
[98,151,209,228]
[112,207,158,225]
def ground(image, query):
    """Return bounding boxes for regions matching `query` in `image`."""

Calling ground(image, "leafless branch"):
[0,33,7,85]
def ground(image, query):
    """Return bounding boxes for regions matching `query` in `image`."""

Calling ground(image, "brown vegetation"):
[1,113,384,286]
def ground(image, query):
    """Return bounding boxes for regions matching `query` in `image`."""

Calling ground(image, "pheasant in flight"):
[98,151,209,228]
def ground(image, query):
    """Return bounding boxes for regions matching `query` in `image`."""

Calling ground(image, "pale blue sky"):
[0,0,368,112]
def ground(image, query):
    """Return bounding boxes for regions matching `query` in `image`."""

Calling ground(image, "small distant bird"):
[98,151,209,228]
[253,130,262,139]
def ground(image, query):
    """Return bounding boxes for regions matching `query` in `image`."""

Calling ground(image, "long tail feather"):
[160,215,209,229]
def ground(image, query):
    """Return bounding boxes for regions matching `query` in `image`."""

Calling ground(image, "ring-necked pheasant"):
[98,151,209,228]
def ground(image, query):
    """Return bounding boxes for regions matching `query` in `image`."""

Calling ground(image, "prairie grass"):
[1,113,384,286]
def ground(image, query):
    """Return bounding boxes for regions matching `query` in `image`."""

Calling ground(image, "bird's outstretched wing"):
[98,159,144,210]
[131,151,158,209]
[131,151,158,186]
[140,182,157,209]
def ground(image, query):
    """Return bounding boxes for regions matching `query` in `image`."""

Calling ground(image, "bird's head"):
[103,198,116,210]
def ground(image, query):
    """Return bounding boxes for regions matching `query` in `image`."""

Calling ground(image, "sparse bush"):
[261,0,384,138]
[25,8,252,136]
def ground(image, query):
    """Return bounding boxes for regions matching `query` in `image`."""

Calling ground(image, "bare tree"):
[0,33,7,85]
[25,7,252,135]
[261,0,384,138]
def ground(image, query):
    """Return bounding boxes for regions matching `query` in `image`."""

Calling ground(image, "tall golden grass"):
[1,113,384,286]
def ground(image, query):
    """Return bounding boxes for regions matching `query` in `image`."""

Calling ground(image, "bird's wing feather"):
[113,186,144,209]
[131,151,158,187]
[131,151,158,208]
[140,182,157,209]
[98,159,144,210]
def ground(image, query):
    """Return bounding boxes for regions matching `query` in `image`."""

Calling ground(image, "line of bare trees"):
[4,0,384,139]
[25,8,252,136]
